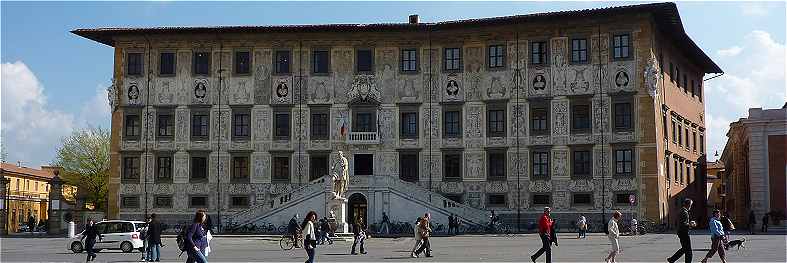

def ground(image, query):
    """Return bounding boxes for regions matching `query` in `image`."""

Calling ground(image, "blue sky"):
[2,1,785,167]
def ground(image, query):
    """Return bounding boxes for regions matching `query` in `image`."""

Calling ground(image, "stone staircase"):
[226,177,328,226]
[377,176,490,226]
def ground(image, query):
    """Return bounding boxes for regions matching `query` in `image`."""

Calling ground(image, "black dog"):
[726,238,746,250]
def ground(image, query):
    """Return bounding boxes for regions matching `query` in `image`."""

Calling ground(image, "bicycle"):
[280,233,303,250]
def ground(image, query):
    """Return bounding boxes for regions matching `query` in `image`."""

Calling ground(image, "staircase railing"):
[228,177,327,225]
[378,176,490,225]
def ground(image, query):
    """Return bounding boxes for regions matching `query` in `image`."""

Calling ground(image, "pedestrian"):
[748,211,756,234]
[761,213,769,233]
[140,216,150,261]
[147,213,163,262]
[301,211,318,263]
[184,210,209,263]
[630,217,638,236]
[319,217,333,245]
[550,219,559,247]
[414,213,433,258]
[667,198,697,263]
[411,217,423,258]
[81,218,99,262]
[577,214,587,239]
[605,211,622,263]
[489,210,499,232]
[288,214,302,248]
[530,207,554,263]
[27,212,35,232]
[700,209,728,263]
[380,212,390,235]
[350,216,367,255]
[447,214,455,235]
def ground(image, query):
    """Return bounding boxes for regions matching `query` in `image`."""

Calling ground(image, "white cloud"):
[1,61,110,167]
[705,30,786,160]
[78,85,112,127]
[741,3,768,17]
[717,46,742,57]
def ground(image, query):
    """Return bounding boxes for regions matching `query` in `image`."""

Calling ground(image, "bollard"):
[68,221,75,238]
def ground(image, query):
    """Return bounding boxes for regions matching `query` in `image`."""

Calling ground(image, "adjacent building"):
[73,2,720,229]
[0,163,76,233]
[720,105,787,226]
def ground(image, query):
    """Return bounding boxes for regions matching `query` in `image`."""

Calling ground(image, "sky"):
[1,1,785,167]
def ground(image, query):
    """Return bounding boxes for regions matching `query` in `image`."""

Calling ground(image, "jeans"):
[186,249,208,263]
[531,234,552,263]
[304,239,316,263]
[146,243,161,261]
[414,237,431,256]
[351,234,365,253]
[85,239,97,261]
[380,222,389,235]
[578,229,586,238]
[668,231,692,263]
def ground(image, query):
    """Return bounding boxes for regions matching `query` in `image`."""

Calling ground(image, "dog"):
[726,237,746,250]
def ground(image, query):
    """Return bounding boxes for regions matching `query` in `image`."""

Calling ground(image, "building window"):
[312,50,330,74]
[571,103,591,133]
[615,193,635,205]
[673,159,679,183]
[235,51,251,75]
[156,156,172,182]
[488,44,505,68]
[443,109,462,138]
[354,154,374,176]
[275,50,291,74]
[530,105,549,135]
[154,196,172,208]
[666,156,672,183]
[189,196,207,208]
[190,156,208,181]
[193,52,211,75]
[157,112,174,138]
[309,155,329,181]
[685,126,690,148]
[356,49,373,73]
[124,114,140,139]
[532,150,550,178]
[487,194,507,207]
[399,153,419,182]
[572,150,592,177]
[159,52,176,76]
[572,193,593,206]
[231,196,249,208]
[699,134,705,153]
[122,156,140,182]
[671,119,677,144]
[531,41,547,65]
[232,110,250,139]
[191,111,210,139]
[231,156,249,182]
[487,152,506,180]
[532,194,551,206]
[614,102,632,131]
[274,111,290,140]
[444,153,462,181]
[310,111,329,140]
[571,38,588,63]
[690,79,696,97]
[444,48,461,71]
[353,110,375,132]
[669,62,674,82]
[678,122,683,146]
[121,196,140,208]
[662,111,669,142]
[401,48,418,72]
[683,75,688,93]
[679,162,685,184]
[273,156,290,183]
[698,82,703,101]
[676,67,681,88]
[126,53,142,76]
[487,108,506,137]
[400,111,418,139]
[614,148,633,176]
[612,34,630,59]
[686,163,692,184]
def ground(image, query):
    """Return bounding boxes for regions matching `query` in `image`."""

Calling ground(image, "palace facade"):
[74,2,720,230]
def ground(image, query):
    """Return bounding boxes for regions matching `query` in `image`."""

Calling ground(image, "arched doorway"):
[347,193,368,227]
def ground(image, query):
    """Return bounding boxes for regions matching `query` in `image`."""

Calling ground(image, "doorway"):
[347,193,368,228]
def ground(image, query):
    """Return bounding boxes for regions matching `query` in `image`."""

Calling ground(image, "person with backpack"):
[183,210,209,263]
[147,213,163,262]
[81,218,99,262]
[301,211,318,263]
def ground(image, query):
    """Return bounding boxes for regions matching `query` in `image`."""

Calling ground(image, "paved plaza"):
[1,233,785,262]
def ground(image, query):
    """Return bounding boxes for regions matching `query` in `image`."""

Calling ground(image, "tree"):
[53,127,110,211]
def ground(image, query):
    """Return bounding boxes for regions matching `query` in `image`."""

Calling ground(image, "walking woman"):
[411,217,423,258]
[184,210,209,263]
[414,213,433,258]
[700,210,728,263]
[302,211,318,263]
[605,211,622,263]
[81,218,99,262]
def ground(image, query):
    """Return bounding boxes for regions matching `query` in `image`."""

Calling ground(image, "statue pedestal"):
[327,197,348,234]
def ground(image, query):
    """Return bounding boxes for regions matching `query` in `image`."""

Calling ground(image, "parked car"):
[69,220,147,253]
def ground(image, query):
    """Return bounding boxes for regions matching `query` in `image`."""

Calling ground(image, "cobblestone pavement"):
[1,233,785,262]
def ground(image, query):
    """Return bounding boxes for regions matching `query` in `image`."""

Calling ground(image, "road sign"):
[629,194,636,205]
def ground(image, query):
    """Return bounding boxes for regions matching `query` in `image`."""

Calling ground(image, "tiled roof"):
[0,163,57,180]
[71,2,721,73]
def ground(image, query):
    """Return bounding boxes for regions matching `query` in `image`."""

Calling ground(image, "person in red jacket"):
[530,207,554,263]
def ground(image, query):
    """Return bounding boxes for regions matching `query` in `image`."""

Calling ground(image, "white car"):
[69,220,146,253]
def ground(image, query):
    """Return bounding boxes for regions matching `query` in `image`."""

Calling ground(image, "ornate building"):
[73,2,720,230]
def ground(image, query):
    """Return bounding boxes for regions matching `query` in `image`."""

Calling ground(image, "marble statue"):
[331,150,349,199]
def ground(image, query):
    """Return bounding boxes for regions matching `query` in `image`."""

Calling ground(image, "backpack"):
[176,224,189,253]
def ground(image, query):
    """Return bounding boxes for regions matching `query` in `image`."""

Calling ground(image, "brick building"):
[73,2,720,230]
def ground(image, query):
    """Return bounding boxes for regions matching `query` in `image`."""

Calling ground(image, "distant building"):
[72,2,719,229]
[705,160,724,216]
[1,163,77,233]
[721,105,787,226]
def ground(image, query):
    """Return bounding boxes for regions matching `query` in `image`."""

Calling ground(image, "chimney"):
[409,14,419,24]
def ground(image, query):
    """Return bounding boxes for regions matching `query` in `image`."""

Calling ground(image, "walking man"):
[414,213,433,258]
[81,218,99,262]
[630,217,638,236]
[667,198,697,263]
[577,214,587,239]
[448,214,455,235]
[380,212,390,235]
[411,217,423,258]
[700,209,728,263]
[748,211,756,234]
[605,211,622,263]
[530,207,554,263]
[350,217,367,255]
[147,213,162,262]
[761,213,769,233]
[27,212,35,232]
